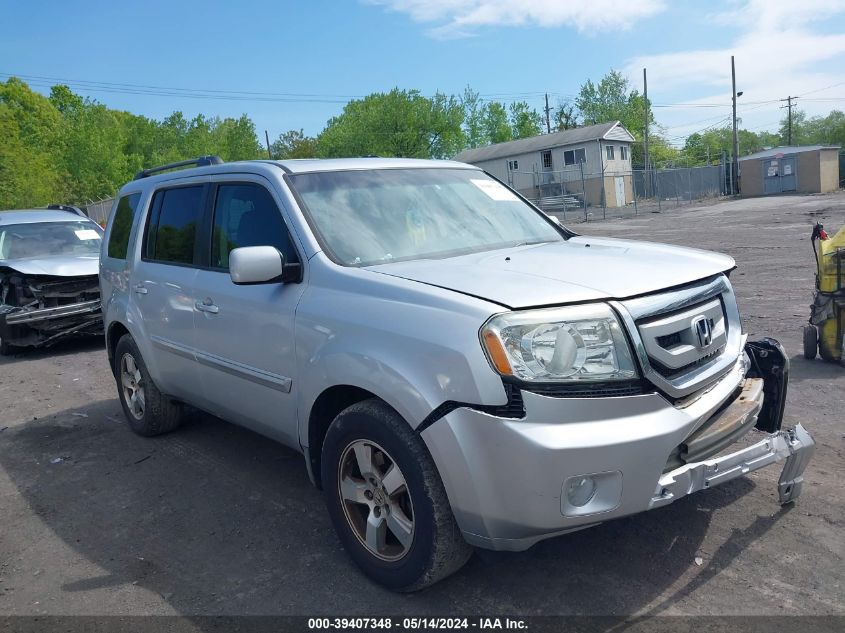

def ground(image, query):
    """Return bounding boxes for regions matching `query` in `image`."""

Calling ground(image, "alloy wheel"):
[337,439,415,561]
[120,352,145,420]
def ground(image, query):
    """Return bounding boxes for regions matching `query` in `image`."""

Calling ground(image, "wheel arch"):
[106,321,131,374]
[306,384,383,489]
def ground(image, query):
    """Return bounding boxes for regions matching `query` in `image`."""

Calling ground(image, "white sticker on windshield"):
[75,229,100,240]
[471,179,519,202]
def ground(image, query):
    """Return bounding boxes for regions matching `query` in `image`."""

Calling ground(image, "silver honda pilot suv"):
[100,156,814,591]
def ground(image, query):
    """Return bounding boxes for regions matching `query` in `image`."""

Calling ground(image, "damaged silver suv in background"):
[0,208,103,354]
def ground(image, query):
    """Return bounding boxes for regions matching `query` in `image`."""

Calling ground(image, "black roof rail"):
[134,155,224,180]
[47,204,88,217]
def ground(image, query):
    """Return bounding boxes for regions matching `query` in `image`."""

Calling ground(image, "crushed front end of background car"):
[0,267,102,350]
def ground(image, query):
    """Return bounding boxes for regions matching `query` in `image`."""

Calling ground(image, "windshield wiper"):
[513,239,554,247]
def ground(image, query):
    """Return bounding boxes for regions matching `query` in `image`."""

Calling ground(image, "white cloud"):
[625,0,845,141]
[367,0,667,38]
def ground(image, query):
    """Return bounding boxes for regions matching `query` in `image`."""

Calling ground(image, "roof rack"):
[134,155,224,180]
[47,204,88,217]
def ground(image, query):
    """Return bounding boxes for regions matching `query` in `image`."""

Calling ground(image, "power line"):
[1,72,362,100]
[798,80,845,98]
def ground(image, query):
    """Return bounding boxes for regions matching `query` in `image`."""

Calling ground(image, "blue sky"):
[2,0,845,147]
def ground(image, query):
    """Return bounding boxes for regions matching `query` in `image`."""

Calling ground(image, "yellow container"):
[817,223,845,293]
[816,224,845,361]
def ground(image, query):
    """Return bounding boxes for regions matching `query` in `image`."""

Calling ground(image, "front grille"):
[651,346,725,378]
[616,275,743,398]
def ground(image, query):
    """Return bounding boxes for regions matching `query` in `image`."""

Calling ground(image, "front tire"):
[114,334,183,437]
[321,399,472,591]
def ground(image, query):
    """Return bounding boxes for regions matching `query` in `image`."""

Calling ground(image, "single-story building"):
[739,145,840,196]
[453,121,636,207]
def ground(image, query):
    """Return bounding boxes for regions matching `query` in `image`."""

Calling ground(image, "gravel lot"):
[0,192,843,617]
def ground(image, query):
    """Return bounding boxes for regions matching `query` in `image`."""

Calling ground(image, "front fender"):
[294,267,508,448]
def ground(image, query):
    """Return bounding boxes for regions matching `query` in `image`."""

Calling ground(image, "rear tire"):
[321,399,472,591]
[114,334,183,436]
[802,325,818,360]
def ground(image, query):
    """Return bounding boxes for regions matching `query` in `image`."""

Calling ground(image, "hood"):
[0,255,100,277]
[368,236,734,309]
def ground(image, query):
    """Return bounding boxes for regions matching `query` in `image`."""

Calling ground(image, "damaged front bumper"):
[422,341,815,552]
[0,271,103,349]
[0,298,103,348]
[651,423,814,508]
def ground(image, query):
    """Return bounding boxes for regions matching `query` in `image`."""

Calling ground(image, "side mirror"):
[229,246,284,284]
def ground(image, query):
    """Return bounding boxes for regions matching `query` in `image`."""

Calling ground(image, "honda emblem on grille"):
[692,316,713,348]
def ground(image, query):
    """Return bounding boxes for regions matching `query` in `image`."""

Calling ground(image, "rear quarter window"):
[107,193,142,259]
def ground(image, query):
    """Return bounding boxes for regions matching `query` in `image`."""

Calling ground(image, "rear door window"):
[107,193,141,259]
[210,183,299,270]
[144,186,205,265]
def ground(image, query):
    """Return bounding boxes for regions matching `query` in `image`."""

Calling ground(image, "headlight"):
[481,304,638,383]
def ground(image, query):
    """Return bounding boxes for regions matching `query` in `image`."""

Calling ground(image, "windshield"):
[288,168,564,266]
[0,221,103,260]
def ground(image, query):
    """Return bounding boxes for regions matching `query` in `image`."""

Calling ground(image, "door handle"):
[134,284,148,295]
[195,299,219,314]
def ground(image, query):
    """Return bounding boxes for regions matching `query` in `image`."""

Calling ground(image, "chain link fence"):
[83,198,114,226]
[508,164,728,223]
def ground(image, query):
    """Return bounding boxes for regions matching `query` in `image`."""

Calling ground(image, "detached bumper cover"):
[651,423,815,509]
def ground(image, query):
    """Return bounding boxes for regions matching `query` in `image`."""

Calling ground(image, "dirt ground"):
[0,192,843,617]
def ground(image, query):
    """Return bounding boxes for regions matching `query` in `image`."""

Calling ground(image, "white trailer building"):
[453,121,635,208]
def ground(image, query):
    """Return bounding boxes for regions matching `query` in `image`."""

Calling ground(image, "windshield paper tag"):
[75,229,101,240]
[471,179,519,202]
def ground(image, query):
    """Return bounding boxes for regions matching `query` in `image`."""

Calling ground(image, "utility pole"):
[265,130,273,159]
[643,67,650,198]
[781,96,797,144]
[544,93,551,134]
[731,56,739,194]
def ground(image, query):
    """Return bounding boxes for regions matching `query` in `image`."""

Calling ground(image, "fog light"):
[566,475,597,507]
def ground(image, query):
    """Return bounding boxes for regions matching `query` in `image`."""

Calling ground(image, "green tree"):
[0,78,64,209]
[576,70,650,137]
[212,114,263,160]
[509,101,542,139]
[553,100,578,131]
[0,102,63,209]
[1,78,265,207]
[647,135,682,167]
[576,69,651,164]
[681,126,771,165]
[317,88,465,159]
[49,84,83,115]
[779,109,845,146]
[460,86,486,149]
[271,129,318,159]
[59,99,136,202]
[482,101,511,144]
